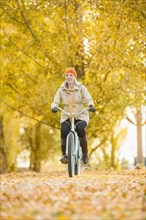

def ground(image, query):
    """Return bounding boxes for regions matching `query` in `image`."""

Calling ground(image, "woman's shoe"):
[60,155,68,164]
[82,155,88,164]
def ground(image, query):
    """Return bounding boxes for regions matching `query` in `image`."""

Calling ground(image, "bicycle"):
[57,107,89,177]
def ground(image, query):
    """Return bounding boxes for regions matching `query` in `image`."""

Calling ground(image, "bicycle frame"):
[57,107,89,176]
[57,106,89,131]
[65,113,79,160]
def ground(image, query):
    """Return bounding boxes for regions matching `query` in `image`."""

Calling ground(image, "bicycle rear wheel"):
[75,144,81,176]
[75,161,80,175]
[67,132,75,177]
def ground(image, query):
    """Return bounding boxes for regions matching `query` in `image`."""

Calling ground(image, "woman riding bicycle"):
[51,67,96,164]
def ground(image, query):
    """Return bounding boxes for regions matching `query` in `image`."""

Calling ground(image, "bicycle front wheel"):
[67,132,75,177]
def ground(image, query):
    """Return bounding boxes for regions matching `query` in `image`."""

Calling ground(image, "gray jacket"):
[51,80,94,124]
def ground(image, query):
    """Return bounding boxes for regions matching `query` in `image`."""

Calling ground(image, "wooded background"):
[0,0,145,173]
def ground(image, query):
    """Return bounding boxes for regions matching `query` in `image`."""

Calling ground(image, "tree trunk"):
[26,127,34,170]
[136,109,143,164]
[33,123,41,172]
[102,148,109,168]
[111,134,115,169]
[74,1,85,78]
[27,124,41,172]
[0,116,7,173]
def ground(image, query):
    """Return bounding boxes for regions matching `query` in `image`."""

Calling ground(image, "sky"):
[120,118,146,163]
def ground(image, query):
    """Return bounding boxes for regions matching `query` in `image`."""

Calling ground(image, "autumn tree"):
[1,0,145,172]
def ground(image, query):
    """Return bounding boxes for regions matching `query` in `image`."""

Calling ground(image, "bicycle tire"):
[67,132,75,177]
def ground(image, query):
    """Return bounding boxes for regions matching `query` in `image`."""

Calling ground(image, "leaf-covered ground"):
[0,168,145,220]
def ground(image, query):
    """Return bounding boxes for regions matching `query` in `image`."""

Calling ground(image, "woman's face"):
[65,73,75,84]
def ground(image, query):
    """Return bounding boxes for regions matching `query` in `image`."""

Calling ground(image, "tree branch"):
[0,5,24,25]
[89,137,107,158]
[1,99,59,129]
[64,0,71,45]
[2,3,62,66]
[15,0,38,41]
[124,116,136,126]
[142,120,146,126]
[134,0,146,19]
[20,69,38,84]
[7,83,21,95]
[1,27,44,67]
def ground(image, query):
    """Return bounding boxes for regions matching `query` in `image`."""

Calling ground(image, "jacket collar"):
[61,79,82,91]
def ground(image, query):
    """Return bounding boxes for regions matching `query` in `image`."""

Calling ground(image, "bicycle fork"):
[66,132,75,157]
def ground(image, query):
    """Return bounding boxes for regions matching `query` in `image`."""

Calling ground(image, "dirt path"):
[0,168,145,220]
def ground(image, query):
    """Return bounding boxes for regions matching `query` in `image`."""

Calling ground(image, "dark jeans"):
[61,119,87,138]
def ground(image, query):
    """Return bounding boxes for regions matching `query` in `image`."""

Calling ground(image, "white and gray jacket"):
[51,80,94,124]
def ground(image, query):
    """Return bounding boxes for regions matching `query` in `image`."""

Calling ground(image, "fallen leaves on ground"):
[0,168,145,220]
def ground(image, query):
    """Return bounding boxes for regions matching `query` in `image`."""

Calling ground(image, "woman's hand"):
[89,105,96,113]
[52,107,58,113]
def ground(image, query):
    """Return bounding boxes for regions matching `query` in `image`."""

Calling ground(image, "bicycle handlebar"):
[57,107,89,116]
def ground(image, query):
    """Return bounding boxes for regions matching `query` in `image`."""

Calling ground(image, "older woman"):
[51,67,96,164]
